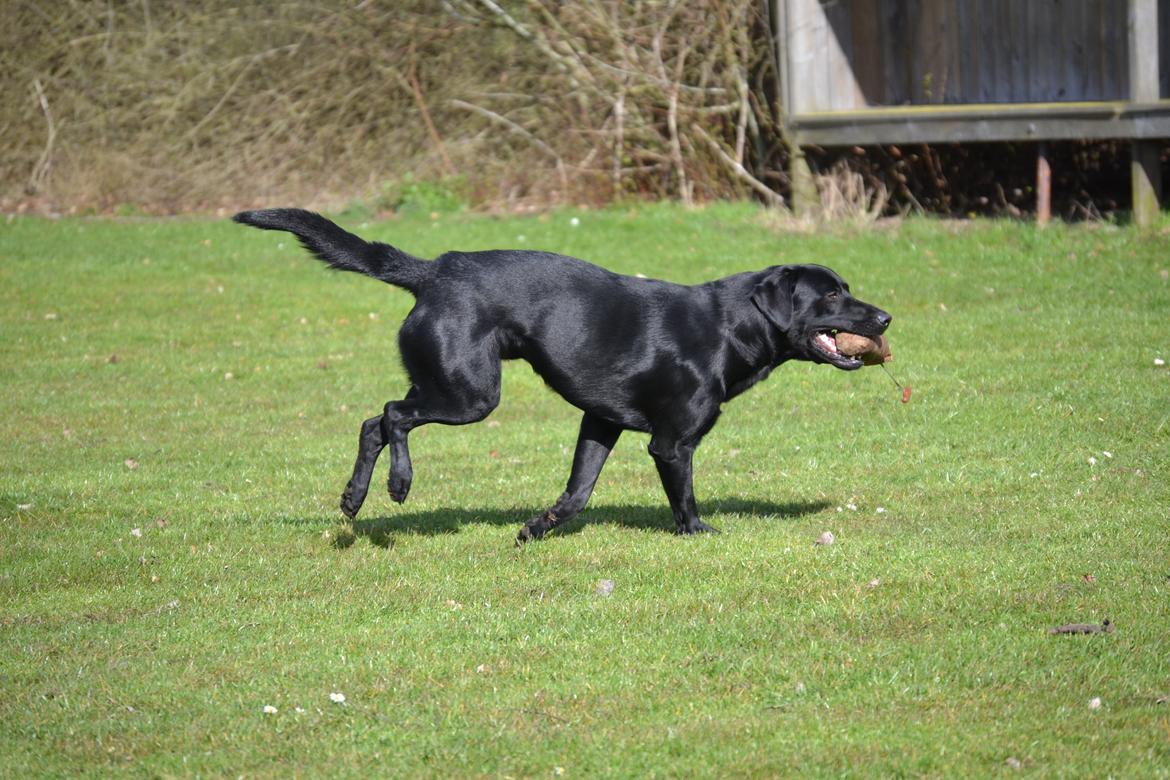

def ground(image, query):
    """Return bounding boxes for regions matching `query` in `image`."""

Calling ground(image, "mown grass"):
[2,205,1169,778]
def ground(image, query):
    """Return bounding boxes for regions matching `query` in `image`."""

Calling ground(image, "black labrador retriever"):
[234,209,891,542]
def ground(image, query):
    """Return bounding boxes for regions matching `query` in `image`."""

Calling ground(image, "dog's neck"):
[715,274,797,400]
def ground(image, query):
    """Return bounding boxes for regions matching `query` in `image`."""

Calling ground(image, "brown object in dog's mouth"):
[834,332,892,365]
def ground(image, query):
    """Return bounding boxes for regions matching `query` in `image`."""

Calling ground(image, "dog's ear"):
[751,267,794,332]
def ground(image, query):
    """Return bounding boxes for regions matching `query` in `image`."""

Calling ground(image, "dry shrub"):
[1,2,554,212]
[449,0,785,207]
[0,1,787,213]
[807,141,1144,220]
[815,162,890,224]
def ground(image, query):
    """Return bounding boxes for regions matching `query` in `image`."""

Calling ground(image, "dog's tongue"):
[814,332,839,354]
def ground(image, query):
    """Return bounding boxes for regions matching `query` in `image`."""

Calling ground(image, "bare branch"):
[27,78,57,196]
[692,124,783,208]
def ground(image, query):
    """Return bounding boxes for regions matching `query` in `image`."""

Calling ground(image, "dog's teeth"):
[814,332,839,354]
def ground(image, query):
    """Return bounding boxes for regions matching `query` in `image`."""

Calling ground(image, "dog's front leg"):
[517,414,622,544]
[649,437,719,535]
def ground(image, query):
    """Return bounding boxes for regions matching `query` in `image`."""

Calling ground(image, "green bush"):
[379,175,468,216]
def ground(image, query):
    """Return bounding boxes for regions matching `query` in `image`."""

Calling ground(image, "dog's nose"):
[875,311,892,330]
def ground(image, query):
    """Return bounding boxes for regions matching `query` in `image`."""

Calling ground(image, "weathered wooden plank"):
[790,101,1170,145]
[1107,0,1129,98]
[880,0,911,105]
[957,0,978,103]
[1007,0,1028,102]
[772,0,792,116]
[996,0,1024,102]
[944,0,963,102]
[975,0,999,101]
[1161,0,1170,98]
[823,0,859,110]
[1025,0,1040,100]
[812,2,836,109]
[1050,0,1065,100]
[1065,0,1087,100]
[1086,0,1104,99]
[1036,0,1057,101]
[851,0,885,106]
[1130,0,1160,101]
[914,0,945,103]
[786,0,820,114]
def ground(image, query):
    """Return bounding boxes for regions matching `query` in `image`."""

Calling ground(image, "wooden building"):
[771,0,1169,224]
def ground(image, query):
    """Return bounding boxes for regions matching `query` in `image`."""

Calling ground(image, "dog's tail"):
[233,208,431,294]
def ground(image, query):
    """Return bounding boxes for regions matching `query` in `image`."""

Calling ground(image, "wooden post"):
[1132,142,1163,229]
[1036,143,1052,226]
[1129,0,1162,228]
[789,146,819,218]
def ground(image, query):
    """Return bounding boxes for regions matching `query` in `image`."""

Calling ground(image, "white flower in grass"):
[329,692,346,704]
[130,527,143,538]
[1089,697,1102,710]
[262,705,277,715]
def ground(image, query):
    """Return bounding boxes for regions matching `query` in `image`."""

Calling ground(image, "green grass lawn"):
[2,205,1169,777]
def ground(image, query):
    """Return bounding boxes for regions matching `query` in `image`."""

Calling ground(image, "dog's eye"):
[825,291,840,301]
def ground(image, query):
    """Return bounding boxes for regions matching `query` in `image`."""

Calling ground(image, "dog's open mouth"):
[811,329,864,369]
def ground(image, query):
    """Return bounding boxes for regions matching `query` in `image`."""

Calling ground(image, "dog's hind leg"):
[381,387,499,504]
[340,385,425,518]
[517,413,622,543]
[340,412,390,518]
[382,334,503,505]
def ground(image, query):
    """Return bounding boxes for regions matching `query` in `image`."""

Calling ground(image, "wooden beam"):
[789,101,1170,146]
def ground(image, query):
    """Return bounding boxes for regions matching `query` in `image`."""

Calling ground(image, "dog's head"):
[751,264,891,370]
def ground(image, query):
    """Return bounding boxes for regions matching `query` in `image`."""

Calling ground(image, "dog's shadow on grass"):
[312,498,830,545]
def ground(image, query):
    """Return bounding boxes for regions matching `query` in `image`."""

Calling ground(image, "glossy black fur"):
[233,209,891,542]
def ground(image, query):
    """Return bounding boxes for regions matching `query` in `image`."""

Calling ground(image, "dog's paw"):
[515,523,543,546]
[387,472,411,504]
[340,483,363,518]
[515,510,560,545]
[675,520,720,535]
